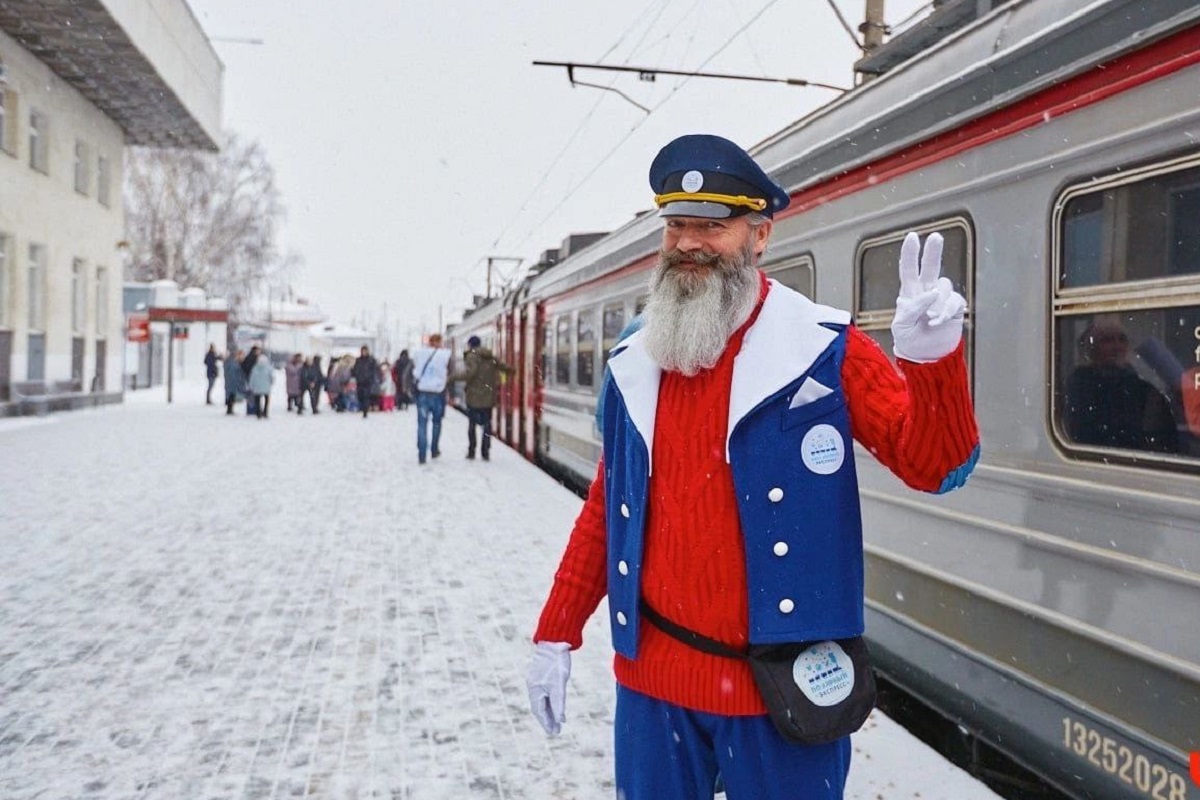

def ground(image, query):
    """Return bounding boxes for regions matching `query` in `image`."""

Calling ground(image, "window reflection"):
[1056,310,1200,458]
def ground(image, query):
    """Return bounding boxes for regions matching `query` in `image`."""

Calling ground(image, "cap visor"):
[657,200,733,219]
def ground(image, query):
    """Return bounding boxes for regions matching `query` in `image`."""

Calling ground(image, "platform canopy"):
[0,0,220,150]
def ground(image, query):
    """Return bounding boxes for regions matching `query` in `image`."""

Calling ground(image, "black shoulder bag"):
[639,599,876,745]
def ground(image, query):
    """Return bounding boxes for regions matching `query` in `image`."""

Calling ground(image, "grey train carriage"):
[450,2,1200,798]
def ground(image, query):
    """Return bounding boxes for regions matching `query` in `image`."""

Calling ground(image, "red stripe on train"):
[779,24,1200,218]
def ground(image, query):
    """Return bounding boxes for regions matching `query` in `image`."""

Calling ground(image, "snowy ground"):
[0,376,1003,800]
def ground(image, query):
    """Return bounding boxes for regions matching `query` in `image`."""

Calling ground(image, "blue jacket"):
[601,281,865,660]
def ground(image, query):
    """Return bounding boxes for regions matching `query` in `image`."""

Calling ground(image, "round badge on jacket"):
[801,423,844,474]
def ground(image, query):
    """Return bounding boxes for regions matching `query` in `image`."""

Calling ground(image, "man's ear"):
[753,219,773,257]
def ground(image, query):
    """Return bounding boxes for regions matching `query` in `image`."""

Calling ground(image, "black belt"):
[638,598,746,660]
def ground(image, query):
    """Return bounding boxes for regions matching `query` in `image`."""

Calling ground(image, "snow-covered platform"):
[0,380,1003,799]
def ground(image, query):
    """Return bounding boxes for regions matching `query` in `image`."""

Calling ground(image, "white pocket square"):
[789,377,833,409]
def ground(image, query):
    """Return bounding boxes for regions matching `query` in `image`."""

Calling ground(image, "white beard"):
[642,238,760,376]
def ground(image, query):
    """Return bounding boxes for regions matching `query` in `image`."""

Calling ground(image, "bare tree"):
[123,132,298,322]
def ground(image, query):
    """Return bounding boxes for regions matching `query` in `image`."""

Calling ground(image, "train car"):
[457,2,1200,796]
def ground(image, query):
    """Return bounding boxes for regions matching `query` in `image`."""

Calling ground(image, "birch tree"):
[123,132,297,321]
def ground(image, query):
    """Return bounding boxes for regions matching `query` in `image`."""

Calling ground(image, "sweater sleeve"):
[533,458,609,649]
[843,327,979,493]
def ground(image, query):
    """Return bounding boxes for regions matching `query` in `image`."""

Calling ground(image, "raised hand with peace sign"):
[890,231,968,363]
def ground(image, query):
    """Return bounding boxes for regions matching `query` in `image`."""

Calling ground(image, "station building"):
[0,0,221,414]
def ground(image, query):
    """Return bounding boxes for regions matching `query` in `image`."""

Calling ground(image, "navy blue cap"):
[467,335,481,348]
[649,134,790,219]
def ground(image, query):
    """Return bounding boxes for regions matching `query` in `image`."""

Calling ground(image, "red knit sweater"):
[534,278,978,715]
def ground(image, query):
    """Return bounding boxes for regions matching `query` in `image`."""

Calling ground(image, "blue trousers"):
[416,391,445,460]
[614,686,851,800]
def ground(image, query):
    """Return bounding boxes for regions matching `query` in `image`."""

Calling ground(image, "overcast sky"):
[187,0,931,347]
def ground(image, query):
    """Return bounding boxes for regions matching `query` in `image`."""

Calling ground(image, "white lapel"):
[726,280,850,460]
[606,327,661,469]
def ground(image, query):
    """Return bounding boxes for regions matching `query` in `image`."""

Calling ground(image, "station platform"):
[0,378,1003,799]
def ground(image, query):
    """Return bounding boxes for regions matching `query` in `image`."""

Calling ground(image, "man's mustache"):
[659,249,723,268]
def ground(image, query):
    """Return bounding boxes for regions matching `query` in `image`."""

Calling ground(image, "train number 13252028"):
[1061,717,1189,799]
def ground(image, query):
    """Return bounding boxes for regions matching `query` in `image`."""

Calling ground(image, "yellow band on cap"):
[653,191,768,211]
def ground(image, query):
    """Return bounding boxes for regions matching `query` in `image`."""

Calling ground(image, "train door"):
[501,305,514,442]
[517,304,528,455]
[532,300,546,462]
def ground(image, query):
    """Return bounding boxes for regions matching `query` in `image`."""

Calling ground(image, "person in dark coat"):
[204,344,221,405]
[393,350,414,410]
[223,349,246,415]
[304,356,325,414]
[240,345,262,416]
[352,345,379,419]
[460,335,512,460]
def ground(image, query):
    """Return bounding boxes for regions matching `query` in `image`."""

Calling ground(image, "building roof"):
[0,0,220,149]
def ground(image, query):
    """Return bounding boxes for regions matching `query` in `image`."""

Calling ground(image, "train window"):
[764,255,815,299]
[855,219,974,370]
[635,295,648,315]
[1052,155,1200,465]
[541,323,553,387]
[555,316,571,384]
[577,309,596,387]
[602,303,625,367]
[1060,166,1200,289]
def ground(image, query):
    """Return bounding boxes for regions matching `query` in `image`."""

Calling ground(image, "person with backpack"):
[460,336,512,460]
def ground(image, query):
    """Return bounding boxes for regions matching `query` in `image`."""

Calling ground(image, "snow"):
[0,376,1003,799]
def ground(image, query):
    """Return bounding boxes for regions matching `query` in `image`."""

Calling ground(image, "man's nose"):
[675,227,707,252]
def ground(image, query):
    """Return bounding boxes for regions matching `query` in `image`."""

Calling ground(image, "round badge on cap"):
[680,170,704,193]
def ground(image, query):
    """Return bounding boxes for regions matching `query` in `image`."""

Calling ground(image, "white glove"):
[891,231,967,363]
[526,641,571,735]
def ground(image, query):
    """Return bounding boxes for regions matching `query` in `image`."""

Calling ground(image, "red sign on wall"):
[127,313,150,343]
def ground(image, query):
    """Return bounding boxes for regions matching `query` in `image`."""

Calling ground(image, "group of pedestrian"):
[322,346,418,416]
[209,335,512,466]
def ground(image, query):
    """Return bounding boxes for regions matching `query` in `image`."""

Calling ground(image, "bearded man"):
[526,134,979,800]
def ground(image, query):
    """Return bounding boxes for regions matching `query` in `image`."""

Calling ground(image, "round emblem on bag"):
[792,641,855,707]
[801,423,844,474]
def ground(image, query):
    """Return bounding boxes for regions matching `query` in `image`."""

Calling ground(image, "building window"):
[0,61,14,157]
[764,254,816,299]
[1052,153,1200,467]
[855,218,974,373]
[72,258,86,333]
[577,308,596,388]
[96,154,111,207]
[0,85,9,156]
[28,110,47,173]
[555,315,571,385]
[0,232,9,327]
[27,243,45,329]
[74,140,90,195]
[95,266,108,336]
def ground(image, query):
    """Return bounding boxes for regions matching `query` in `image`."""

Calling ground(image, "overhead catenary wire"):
[824,0,865,51]
[508,0,783,254]
[483,0,675,255]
